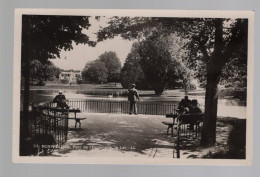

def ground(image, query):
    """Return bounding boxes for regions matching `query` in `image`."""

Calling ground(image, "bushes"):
[206,118,246,159]
[227,120,246,158]
[219,88,247,101]
[36,80,46,86]
[61,79,69,84]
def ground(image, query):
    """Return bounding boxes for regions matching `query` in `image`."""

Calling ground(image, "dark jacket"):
[189,106,202,114]
[179,98,192,108]
[53,94,66,103]
[128,88,139,102]
[178,98,192,113]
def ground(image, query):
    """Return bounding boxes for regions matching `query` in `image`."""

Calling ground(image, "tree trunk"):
[153,80,166,95]
[21,18,31,138]
[200,71,219,146]
[201,55,224,147]
[22,57,30,138]
[200,18,225,147]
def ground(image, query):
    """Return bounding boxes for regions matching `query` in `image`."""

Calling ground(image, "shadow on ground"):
[52,114,245,159]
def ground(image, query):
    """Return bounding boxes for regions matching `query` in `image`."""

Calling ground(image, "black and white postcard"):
[13,9,254,165]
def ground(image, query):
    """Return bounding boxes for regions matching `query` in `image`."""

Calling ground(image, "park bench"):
[162,113,178,136]
[46,103,86,129]
[177,113,204,137]
[68,109,86,129]
[163,113,204,136]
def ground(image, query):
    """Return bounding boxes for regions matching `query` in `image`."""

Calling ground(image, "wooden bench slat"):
[165,113,178,118]
[162,121,174,126]
[163,113,204,136]
[178,113,204,124]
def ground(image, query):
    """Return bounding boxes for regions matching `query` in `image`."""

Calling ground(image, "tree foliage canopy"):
[97,17,247,72]
[30,60,60,85]
[82,51,121,84]
[121,33,190,94]
[21,15,97,136]
[120,42,150,89]
[138,33,187,95]
[98,51,122,82]
[22,15,96,68]
[82,60,108,83]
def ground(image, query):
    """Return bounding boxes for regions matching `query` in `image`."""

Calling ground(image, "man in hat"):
[53,90,70,109]
[178,95,192,113]
[128,84,140,115]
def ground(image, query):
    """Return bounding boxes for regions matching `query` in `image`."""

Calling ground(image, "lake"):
[20,89,246,118]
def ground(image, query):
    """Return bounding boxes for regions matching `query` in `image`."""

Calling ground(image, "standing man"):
[128,84,140,115]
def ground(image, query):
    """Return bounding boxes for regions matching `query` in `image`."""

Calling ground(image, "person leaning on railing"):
[53,90,70,109]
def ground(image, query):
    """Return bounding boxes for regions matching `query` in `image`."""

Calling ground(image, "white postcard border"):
[13,8,254,165]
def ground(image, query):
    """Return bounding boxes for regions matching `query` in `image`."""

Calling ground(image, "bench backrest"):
[179,113,204,124]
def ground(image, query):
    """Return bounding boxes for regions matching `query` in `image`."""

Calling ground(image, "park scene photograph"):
[16,10,252,163]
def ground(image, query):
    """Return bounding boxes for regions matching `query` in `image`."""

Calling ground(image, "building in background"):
[59,70,82,84]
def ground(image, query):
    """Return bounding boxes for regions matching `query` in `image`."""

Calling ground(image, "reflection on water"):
[20,89,247,118]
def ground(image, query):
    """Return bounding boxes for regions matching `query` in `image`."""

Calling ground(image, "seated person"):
[178,95,192,113]
[53,90,70,109]
[189,99,202,114]
[189,99,202,130]
[173,96,191,128]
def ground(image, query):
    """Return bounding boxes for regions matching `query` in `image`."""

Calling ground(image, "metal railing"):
[66,99,177,115]
[30,104,69,155]
[32,99,203,158]
[175,114,204,158]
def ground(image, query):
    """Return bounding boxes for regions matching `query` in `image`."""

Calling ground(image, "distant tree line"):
[29,60,61,85]
[81,51,121,84]
[82,34,193,95]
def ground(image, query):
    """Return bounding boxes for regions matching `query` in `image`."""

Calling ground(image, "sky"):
[51,17,135,70]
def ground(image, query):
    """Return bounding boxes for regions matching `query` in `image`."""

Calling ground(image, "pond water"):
[20,89,246,118]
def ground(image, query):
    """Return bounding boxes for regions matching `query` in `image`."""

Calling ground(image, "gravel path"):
[52,113,230,159]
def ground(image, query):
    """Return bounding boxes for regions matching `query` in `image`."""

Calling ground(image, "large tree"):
[82,60,108,83]
[120,42,150,89]
[97,17,248,146]
[98,51,122,83]
[137,33,186,95]
[22,15,95,136]
[180,18,248,146]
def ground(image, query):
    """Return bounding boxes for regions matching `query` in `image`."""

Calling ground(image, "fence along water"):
[67,99,177,115]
